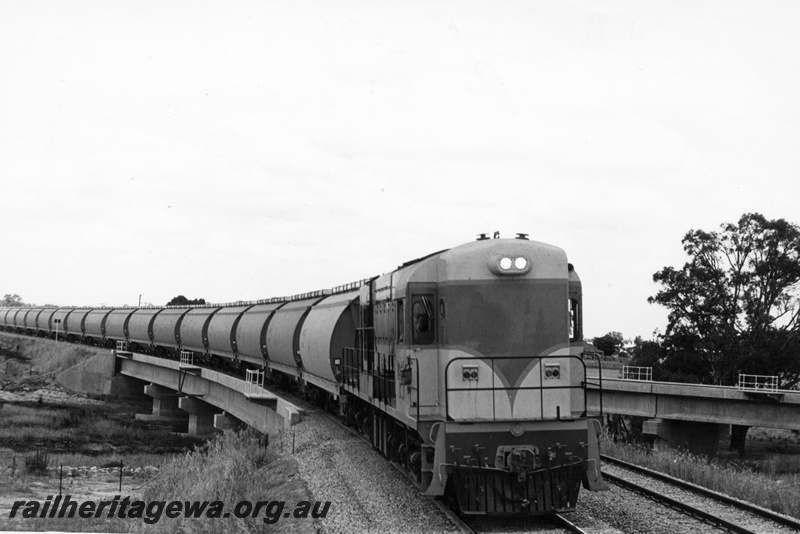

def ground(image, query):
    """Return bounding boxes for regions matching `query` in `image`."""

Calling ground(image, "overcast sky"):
[2,0,799,341]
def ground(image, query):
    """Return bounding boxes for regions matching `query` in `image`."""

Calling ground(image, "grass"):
[601,438,800,518]
[24,450,50,475]
[3,428,310,533]
[0,403,201,456]
[137,429,313,534]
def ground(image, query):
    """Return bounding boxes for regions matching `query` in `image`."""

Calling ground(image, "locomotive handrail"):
[582,351,604,418]
[410,356,420,423]
[444,355,590,421]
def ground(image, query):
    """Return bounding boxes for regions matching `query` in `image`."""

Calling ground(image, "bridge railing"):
[738,373,778,392]
[245,369,265,397]
[180,350,194,367]
[622,365,652,381]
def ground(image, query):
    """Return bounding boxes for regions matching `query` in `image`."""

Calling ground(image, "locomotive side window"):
[569,298,581,342]
[412,296,435,345]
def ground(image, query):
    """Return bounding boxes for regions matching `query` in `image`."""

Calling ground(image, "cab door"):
[407,282,439,418]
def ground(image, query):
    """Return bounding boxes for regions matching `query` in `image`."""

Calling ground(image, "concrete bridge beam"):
[643,418,731,456]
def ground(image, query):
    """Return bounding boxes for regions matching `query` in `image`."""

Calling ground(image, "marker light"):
[462,365,479,381]
[544,363,561,380]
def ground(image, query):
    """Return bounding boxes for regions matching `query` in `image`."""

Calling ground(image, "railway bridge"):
[57,347,304,436]
[585,371,800,455]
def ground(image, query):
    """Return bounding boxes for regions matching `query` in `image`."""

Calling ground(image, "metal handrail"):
[622,365,652,381]
[738,373,779,392]
[444,355,589,421]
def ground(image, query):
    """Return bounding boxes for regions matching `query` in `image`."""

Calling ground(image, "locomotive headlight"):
[490,255,532,276]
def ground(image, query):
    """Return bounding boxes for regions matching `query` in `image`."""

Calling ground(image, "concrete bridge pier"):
[178,396,218,436]
[136,384,189,430]
[214,411,245,432]
[643,418,731,456]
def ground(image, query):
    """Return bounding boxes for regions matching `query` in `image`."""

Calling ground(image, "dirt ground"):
[0,334,203,532]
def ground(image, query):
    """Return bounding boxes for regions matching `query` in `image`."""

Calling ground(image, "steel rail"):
[553,512,590,534]
[603,471,758,534]
[601,454,800,531]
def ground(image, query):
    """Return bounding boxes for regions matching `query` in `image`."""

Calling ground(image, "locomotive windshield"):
[440,280,568,356]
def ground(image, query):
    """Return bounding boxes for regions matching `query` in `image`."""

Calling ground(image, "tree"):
[649,213,800,387]
[593,331,625,357]
[2,294,25,307]
[166,295,206,306]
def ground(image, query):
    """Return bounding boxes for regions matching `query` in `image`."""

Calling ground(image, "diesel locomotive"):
[1,233,606,515]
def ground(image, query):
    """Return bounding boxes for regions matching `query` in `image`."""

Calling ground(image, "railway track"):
[601,454,800,533]
[288,390,587,534]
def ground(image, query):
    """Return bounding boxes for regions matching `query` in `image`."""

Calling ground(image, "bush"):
[25,450,50,475]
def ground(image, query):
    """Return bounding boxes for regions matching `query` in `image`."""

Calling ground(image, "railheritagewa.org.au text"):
[8,495,331,524]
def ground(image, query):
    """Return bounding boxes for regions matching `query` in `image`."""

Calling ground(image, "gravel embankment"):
[590,463,800,534]
[286,412,462,534]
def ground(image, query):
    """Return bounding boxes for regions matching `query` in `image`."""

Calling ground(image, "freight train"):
[1,233,606,515]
